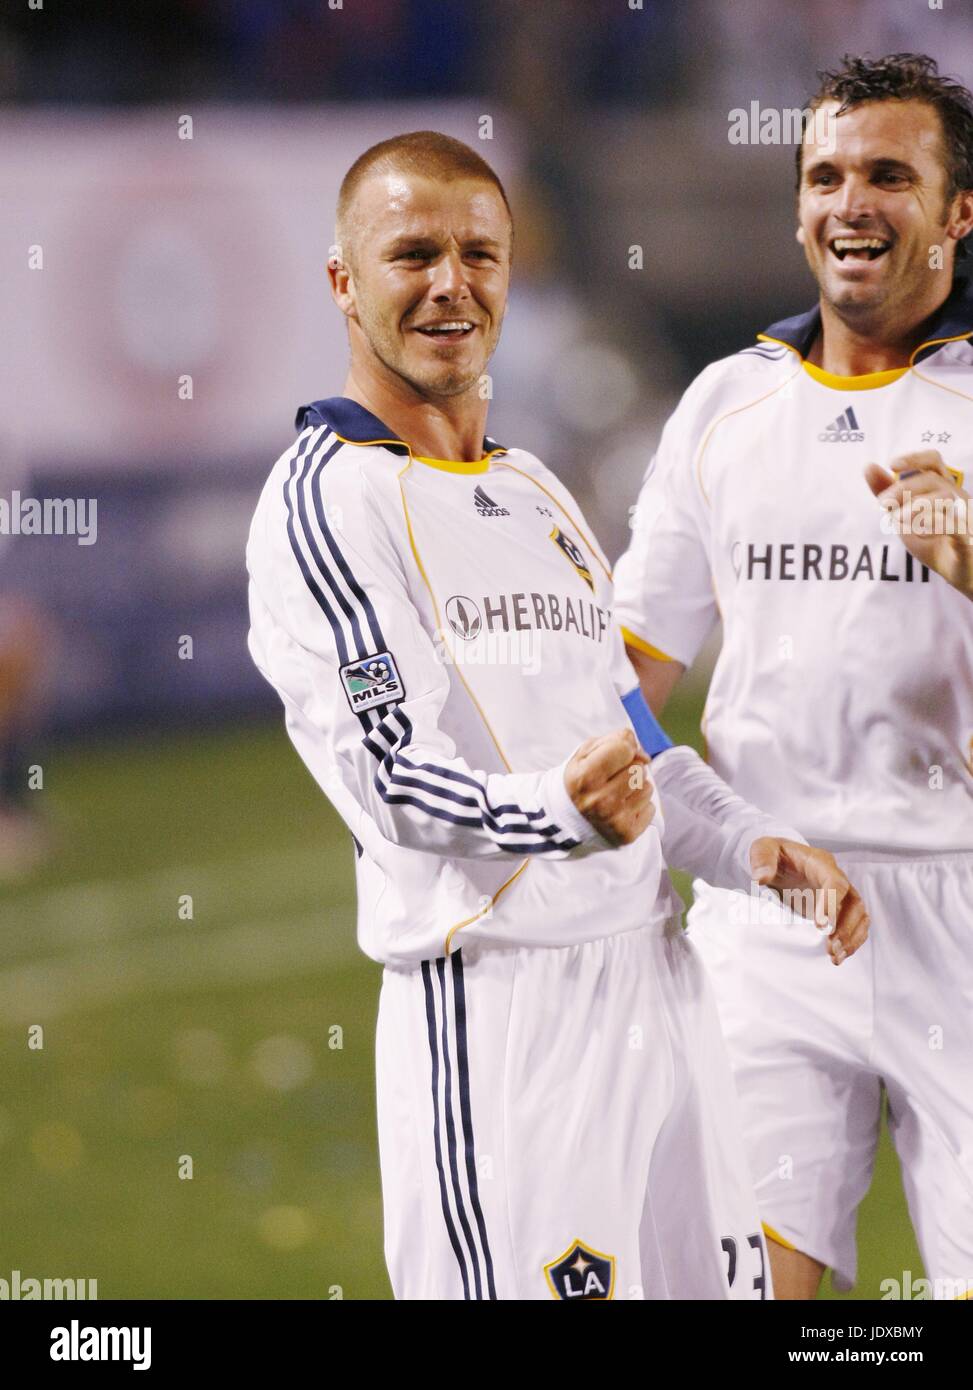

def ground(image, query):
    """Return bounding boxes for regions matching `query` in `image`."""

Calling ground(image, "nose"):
[833,172,875,224]
[428,246,469,303]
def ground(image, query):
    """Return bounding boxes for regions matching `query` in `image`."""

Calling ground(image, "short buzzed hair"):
[335,130,512,266]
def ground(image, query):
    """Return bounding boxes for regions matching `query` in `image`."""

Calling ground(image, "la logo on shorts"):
[544,1240,615,1300]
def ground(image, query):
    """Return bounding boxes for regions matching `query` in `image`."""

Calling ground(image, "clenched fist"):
[565,728,654,847]
[865,451,973,601]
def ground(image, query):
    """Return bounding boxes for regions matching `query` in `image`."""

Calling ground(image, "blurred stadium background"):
[2,0,956,1298]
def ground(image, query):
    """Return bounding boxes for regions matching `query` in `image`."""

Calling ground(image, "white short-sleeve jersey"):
[614,283,973,854]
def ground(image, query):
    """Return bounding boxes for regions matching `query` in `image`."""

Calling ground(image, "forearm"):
[651,744,805,891]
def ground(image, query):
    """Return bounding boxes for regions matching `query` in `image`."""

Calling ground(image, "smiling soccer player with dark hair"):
[617,53,973,1300]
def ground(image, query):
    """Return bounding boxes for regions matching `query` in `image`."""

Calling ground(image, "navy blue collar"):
[760,276,973,363]
[295,395,505,456]
[295,397,407,452]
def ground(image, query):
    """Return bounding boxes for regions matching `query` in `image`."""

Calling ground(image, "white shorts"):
[375,919,771,1300]
[687,850,973,1297]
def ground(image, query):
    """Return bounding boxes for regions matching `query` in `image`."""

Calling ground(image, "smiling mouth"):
[414,320,476,341]
[829,236,892,263]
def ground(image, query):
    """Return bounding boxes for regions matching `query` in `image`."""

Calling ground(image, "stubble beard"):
[809,236,896,335]
[364,307,498,401]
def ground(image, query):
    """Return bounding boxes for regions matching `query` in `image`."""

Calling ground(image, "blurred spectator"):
[0,439,55,879]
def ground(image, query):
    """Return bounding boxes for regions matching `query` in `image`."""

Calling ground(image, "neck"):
[342,356,490,463]
[812,284,952,376]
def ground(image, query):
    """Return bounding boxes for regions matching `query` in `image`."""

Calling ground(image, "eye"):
[813,172,837,187]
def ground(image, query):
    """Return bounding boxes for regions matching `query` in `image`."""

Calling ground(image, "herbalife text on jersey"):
[0,491,97,545]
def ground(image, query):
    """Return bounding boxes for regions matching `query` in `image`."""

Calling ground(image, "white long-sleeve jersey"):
[615,280,973,854]
[247,397,792,966]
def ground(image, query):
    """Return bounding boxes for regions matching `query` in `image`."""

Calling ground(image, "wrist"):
[539,756,602,848]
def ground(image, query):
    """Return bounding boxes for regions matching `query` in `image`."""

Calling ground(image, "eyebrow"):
[383,234,504,256]
[868,156,920,176]
[804,154,920,180]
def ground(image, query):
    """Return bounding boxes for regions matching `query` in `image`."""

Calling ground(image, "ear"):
[327,246,357,321]
[796,223,806,247]
[946,188,973,245]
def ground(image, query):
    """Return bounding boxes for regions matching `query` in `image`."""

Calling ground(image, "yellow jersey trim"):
[444,861,529,957]
[757,335,909,390]
[694,365,803,506]
[394,456,529,954]
[762,1221,797,1252]
[756,328,973,395]
[412,451,503,475]
[909,329,973,366]
[908,332,973,406]
[802,360,907,391]
[330,429,506,473]
[494,459,613,583]
[621,625,677,663]
[331,430,405,452]
[396,458,511,771]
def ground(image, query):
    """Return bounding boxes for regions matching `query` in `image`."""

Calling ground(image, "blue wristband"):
[621,685,675,757]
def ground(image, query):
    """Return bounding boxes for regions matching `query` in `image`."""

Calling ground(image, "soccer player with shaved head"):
[616,54,973,1299]
[246,130,867,1299]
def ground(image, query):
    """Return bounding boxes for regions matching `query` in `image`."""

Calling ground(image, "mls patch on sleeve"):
[339,651,405,713]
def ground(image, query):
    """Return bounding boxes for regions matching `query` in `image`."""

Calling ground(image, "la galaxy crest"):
[549,525,594,591]
[544,1239,615,1300]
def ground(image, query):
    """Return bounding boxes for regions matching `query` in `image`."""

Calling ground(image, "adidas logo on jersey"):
[819,406,864,443]
[473,484,509,517]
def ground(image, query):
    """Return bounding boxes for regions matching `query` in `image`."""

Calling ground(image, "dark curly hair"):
[796,52,973,207]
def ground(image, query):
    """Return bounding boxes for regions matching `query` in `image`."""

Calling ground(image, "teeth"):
[832,237,889,252]
[421,321,473,332]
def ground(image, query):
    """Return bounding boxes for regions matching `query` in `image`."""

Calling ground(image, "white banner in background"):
[3,106,517,475]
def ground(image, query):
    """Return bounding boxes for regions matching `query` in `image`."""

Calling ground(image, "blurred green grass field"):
[0,694,920,1299]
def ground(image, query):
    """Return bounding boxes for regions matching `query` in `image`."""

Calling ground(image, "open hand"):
[749,837,870,965]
